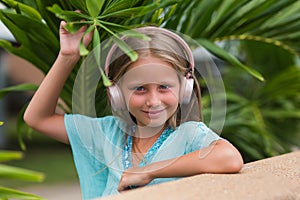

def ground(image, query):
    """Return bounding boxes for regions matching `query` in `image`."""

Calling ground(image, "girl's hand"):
[118,167,154,192]
[59,20,93,58]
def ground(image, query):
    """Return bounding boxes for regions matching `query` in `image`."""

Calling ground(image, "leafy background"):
[0,0,300,198]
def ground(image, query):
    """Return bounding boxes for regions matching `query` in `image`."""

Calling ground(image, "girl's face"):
[120,55,180,128]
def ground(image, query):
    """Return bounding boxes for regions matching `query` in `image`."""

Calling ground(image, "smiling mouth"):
[143,109,165,118]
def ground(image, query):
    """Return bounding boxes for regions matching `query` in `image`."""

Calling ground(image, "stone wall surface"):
[101,151,300,200]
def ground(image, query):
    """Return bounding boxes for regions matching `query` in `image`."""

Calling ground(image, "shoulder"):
[176,121,212,134]
[64,114,126,137]
[64,114,126,150]
[175,121,222,149]
[64,114,117,122]
[65,114,121,127]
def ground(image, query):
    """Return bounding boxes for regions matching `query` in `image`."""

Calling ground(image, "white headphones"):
[105,26,194,111]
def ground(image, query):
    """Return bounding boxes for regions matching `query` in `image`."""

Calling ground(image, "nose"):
[145,90,161,107]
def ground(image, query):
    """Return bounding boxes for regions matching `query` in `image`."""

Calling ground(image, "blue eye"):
[135,86,145,91]
[159,85,169,90]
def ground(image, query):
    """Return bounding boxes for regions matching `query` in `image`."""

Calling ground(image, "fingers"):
[117,172,140,192]
[59,21,68,34]
[117,168,153,192]
[118,185,139,192]
[118,177,137,192]
[59,9,94,48]
[82,27,94,47]
[60,20,67,27]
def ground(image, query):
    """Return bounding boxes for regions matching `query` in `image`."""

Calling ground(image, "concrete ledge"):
[101,151,300,200]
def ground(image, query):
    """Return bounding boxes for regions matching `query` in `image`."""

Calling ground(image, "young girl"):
[24,22,243,199]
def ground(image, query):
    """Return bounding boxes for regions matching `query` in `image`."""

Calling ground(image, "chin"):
[141,119,167,128]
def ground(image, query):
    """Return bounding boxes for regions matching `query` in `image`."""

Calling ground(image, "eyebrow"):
[124,79,179,87]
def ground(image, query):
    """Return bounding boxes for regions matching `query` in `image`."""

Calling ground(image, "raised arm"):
[23,21,93,143]
[118,140,244,191]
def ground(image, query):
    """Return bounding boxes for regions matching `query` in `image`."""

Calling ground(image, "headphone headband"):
[105,26,194,77]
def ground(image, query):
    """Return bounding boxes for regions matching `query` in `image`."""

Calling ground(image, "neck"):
[134,124,166,140]
[132,124,167,156]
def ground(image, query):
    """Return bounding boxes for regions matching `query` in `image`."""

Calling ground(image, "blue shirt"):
[64,114,221,199]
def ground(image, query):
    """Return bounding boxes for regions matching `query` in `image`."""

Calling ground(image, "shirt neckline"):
[122,126,174,169]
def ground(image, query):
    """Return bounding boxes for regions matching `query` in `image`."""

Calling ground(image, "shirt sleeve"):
[64,114,108,199]
[179,121,222,153]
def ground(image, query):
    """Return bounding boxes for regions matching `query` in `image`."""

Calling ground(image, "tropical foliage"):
[220,41,300,161]
[0,122,44,200]
[0,0,299,162]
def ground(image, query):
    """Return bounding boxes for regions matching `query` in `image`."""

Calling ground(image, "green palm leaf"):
[0,186,44,200]
[0,151,23,162]
[164,0,300,56]
[0,84,38,99]
[0,149,45,199]
[0,164,44,182]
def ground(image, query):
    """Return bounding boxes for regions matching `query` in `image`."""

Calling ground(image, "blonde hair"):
[107,26,202,129]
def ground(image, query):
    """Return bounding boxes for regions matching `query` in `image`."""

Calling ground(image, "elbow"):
[23,109,38,129]
[23,110,33,128]
[211,140,244,173]
[225,156,244,173]
[222,146,244,173]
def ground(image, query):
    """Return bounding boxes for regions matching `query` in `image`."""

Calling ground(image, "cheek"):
[167,95,179,107]
[127,94,145,108]
[168,87,180,103]
[121,89,138,108]
[162,91,180,107]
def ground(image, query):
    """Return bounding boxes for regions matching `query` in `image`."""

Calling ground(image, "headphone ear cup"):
[180,78,194,104]
[108,85,126,111]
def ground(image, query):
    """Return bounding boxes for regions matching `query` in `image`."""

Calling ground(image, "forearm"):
[26,54,77,115]
[23,53,79,141]
[146,140,243,179]
[118,140,243,191]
